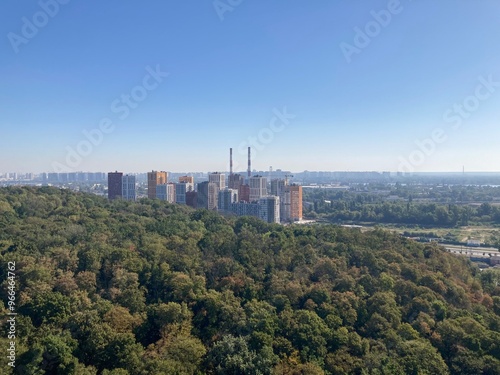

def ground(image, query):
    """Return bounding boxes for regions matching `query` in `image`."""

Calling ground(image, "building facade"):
[175,183,188,204]
[259,196,280,223]
[228,173,244,190]
[179,175,194,186]
[156,183,176,203]
[197,181,218,210]
[108,171,123,200]
[208,172,226,190]
[148,171,168,199]
[122,175,136,201]
[230,201,260,218]
[282,184,303,222]
[271,178,286,197]
[218,189,239,211]
[249,175,267,202]
[186,191,198,208]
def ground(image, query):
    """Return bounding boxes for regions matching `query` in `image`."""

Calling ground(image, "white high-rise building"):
[208,172,225,208]
[122,175,136,201]
[209,172,226,190]
[249,175,267,202]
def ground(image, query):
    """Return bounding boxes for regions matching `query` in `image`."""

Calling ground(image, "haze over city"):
[2,1,500,173]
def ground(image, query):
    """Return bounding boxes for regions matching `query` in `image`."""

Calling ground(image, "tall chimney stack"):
[247,147,251,178]
[230,148,233,176]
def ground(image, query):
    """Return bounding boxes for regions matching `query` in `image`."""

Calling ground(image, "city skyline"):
[2,1,500,173]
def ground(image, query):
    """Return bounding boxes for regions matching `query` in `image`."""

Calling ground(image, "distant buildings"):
[175,182,188,204]
[218,189,239,211]
[107,172,136,201]
[229,196,280,223]
[271,178,285,197]
[208,172,225,208]
[156,183,175,203]
[259,196,280,223]
[176,176,194,204]
[179,175,194,186]
[104,166,302,224]
[249,175,267,202]
[238,184,250,203]
[122,175,136,201]
[231,201,260,217]
[228,173,244,190]
[186,191,198,208]
[209,172,225,190]
[285,184,303,222]
[197,181,218,210]
[148,171,168,199]
[108,172,123,200]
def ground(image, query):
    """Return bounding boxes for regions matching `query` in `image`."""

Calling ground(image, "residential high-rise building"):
[288,184,302,221]
[197,182,208,209]
[271,178,286,197]
[208,172,225,190]
[77,172,86,182]
[259,196,280,223]
[218,189,239,211]
[48,173,58,183]
[249,175,267,202]
[148,171,168,199]
[156,183,176,203]
[122,175,136,201]
[178,176,194,193]
[282,184,303,222]
[239,184,250,202]
[228,173,244,190]
[197,181,218,210]
[175,183,188,204]
[186,191,198,208]
[179,175,194,186]
[108,171,123,200]
[272,178,287,220]
[230,201,260,218]
[156,184,167,201]
[208,172,225,208]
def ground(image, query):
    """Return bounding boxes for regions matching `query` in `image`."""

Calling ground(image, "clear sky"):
[1,0,500,173]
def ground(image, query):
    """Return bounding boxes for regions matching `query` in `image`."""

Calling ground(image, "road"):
[442,244,499,258]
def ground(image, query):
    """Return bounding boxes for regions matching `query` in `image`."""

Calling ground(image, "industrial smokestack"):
[230,148,233,176]
[247,147,251,178]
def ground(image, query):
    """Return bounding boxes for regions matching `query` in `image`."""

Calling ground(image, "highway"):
[442,244,499,258]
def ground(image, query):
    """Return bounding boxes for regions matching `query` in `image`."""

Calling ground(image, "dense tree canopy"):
[1,187,500,374]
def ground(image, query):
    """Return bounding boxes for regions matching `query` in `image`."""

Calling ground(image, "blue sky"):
[1,0,500,173]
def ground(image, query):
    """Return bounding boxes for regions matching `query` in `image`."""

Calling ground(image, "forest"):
[1,186,500,374]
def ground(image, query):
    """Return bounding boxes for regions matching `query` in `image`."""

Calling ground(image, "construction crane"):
[284,174,294,186]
